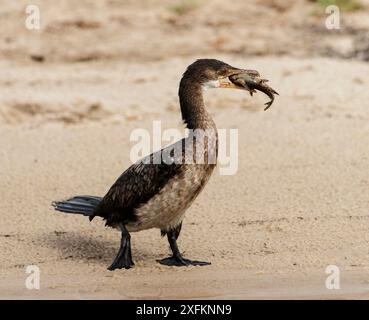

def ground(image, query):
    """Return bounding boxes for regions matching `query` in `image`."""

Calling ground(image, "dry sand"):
[1,0,369,299]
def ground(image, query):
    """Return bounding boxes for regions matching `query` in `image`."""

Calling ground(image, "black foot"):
[108,258,134,271]
[108,245,135,270]
[108,229,134,271]
[157,255,211,267]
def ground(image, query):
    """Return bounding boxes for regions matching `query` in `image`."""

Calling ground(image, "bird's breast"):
[126,164,215,232]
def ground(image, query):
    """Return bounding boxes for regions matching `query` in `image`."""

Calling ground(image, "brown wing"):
[93,145,184,226]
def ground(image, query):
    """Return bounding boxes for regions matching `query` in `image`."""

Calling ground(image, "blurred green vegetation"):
[312,0,363,12]
[168,0,201,15]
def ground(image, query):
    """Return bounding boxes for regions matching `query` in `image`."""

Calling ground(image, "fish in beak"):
[219,70,279,111]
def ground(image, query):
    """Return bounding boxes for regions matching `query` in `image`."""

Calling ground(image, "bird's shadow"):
[38,232,116,265]
[38,231,157,266]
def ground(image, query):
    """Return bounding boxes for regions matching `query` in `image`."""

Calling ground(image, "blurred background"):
[1,0,369,63]
[1,0,368,125]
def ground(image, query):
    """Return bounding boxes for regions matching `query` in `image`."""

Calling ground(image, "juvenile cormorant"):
[53,59,278,270]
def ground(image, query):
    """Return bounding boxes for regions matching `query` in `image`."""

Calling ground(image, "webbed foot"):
[157,255,210,267]
[108,223,134,271]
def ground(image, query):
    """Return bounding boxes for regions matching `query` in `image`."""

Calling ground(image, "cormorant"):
[53,59,278,270]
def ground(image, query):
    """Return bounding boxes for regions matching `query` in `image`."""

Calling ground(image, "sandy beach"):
[1,0,369,299]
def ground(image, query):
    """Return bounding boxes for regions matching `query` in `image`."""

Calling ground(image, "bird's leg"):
[158,226,211,267]
[108,223,134,270]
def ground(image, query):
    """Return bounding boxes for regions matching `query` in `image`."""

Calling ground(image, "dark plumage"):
[92,154,183,227]
[53,59,277,270]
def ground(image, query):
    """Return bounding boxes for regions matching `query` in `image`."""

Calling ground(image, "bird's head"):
[182,59,278,110]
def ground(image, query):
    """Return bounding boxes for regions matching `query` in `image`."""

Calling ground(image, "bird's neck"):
[179,79,216,130]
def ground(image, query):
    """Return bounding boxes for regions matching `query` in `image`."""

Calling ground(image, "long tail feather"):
[52,195,102,216]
